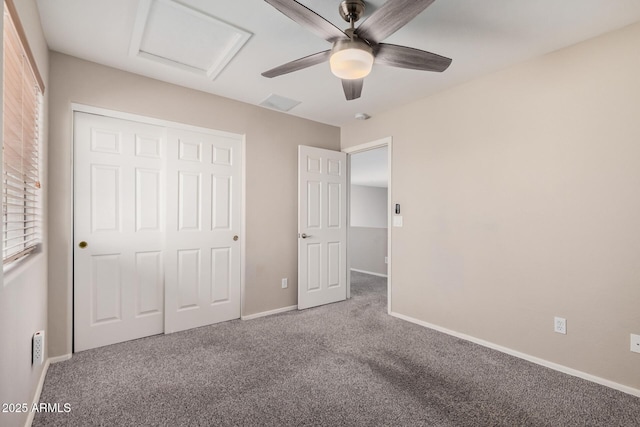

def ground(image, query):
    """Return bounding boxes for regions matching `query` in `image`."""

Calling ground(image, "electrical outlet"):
[631,334,640,354]
[33,330,44,365]
[281,278,288,289]
[554,317,567,335]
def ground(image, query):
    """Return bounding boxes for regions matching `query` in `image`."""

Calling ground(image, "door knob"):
[300,233,310,239]
[233,235,239,241]
[78,241,88,248]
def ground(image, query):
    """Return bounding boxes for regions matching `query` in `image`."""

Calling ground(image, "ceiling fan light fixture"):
[329,39,373,80]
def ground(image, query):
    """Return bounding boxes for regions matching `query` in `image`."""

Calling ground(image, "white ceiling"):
[36,0,640,127]
[350,146,388,188]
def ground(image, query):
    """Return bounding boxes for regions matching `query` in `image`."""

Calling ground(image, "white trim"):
[68,104,75,354]
[342,137,393,314]
[129,0,251,81]
[240,136,247,319]
[48,353,73,363]
[241,305,298,321]
[390,311,640,398]
[342,138,391,154]
[48,353,72,364]
[129,0,152,58]
[25,353,73,427]
[350,268,388,278]
[25,359,49,427]
[71,104,243,139]
[345,152,351,299]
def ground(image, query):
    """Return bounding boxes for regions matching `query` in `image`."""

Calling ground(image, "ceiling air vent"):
[259,94,301,112]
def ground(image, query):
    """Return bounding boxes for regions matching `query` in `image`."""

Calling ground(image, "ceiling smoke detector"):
[355,112,370,120]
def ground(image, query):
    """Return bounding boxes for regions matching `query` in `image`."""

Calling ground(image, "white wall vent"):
[259,94,301,112]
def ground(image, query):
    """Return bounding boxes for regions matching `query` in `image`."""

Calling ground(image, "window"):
[2,0,44,265]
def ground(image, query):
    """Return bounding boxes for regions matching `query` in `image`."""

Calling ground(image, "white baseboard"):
[49,354,72,364]
[390,311,640,398]
[241,305,297,321]
[351,268,388,278]
[25,353,72,427]
[25,359,49,427]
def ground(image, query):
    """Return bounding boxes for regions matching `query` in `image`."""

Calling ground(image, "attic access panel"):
[130,0,251,80]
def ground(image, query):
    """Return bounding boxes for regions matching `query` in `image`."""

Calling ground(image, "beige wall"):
[341,22,640,390]
[0,1,49,426]
[48,53,340,357]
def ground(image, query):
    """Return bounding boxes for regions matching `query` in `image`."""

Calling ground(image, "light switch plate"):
[393,216,403,227]
[631,334,640,354]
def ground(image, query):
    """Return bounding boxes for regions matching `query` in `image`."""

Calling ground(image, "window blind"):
[2,1,43,265]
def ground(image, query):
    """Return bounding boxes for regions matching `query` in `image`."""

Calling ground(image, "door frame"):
[342,137,392,314]
[70,103,246,351]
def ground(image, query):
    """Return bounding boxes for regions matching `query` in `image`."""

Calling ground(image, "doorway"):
[343,137,392,313]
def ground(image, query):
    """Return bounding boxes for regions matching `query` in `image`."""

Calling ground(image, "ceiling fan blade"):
[356,0,435,43]
[375,43,451,72]
[342,78,363,101]
[264,0,346,42]
[262,50,331,78]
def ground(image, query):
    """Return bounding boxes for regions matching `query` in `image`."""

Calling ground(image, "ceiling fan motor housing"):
[339,0,366,23]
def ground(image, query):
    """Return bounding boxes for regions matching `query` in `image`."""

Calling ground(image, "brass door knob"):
[233,235,239,241]
[78,241,88,248]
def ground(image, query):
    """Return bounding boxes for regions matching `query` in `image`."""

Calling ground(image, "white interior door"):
[164,128,242,333]
[74,112,166,351]
[298,145,347,309]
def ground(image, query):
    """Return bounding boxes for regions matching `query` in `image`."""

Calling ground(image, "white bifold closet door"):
[74,112,241,351]
[164,128,241,334]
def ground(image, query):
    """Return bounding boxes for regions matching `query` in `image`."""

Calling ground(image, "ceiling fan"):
[261,0,452,101]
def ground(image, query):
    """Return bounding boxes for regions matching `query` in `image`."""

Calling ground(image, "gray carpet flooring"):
[34,272,640,426]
